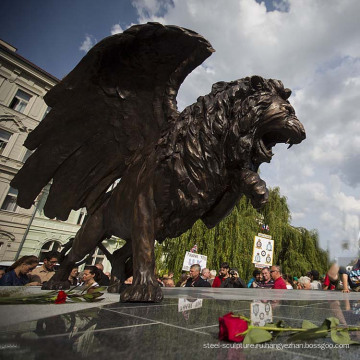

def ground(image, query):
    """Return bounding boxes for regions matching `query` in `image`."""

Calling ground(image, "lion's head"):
[211,76,306,174]
[156,75,306,235]
[159,76,305,214]
[188,75,305,211]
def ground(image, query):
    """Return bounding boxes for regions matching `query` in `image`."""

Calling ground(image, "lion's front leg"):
[239,169,269,209]
[120,189,163,303]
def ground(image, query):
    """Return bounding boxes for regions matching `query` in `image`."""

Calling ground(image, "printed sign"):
[178,298,203,312]
[252,235,274,268]
[182,251,207,271]
[250,301,273,326]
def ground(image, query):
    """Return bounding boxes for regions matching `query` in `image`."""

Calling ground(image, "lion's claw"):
[120,284,163,303]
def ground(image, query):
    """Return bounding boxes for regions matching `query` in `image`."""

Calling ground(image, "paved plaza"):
[0,287,359,359]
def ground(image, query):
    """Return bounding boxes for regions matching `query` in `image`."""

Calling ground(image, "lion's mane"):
[155,76,291,240]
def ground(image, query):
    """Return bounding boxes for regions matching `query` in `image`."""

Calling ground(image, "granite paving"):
[0,287,359,360]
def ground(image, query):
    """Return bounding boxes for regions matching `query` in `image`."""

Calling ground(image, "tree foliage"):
[155,187,329,282]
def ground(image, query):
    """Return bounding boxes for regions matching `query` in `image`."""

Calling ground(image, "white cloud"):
[130,0,360,260]
[333,192,360,213]
[111,24,124,35]
[79,35,96,53]
[291,211,305,221]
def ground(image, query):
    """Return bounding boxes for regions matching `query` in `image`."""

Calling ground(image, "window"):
[39,241,62,262]
[0,231,15,257]
[85,247,105,265]
[9,89,32,113]
[0,129,12,155]
[1,187,18,212]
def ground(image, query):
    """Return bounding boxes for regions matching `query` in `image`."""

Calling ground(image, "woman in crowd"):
[68,267,79,286]
[298,276,312,290]
[82,265,101,293]
[0,256,40,286]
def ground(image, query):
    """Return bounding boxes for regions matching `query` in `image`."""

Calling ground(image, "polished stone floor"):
[0,287,359,360]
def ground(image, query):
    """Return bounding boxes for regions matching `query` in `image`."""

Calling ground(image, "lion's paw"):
[120,284,163,303]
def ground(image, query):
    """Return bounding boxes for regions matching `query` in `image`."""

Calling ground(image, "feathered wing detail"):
[11,23,214,220]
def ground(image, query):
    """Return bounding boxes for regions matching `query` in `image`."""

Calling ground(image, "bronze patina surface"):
[11,23,305,302]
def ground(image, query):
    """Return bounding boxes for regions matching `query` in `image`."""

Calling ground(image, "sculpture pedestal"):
[0,287,359,359]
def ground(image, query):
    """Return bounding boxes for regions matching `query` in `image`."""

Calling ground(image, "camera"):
[229,270,237,277]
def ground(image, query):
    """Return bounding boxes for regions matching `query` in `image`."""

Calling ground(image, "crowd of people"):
[0,251,111,292]
[1,252,359,293]
[156,259,360,292]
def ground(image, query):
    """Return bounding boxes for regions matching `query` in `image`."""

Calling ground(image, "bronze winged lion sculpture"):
[11,23,305,302]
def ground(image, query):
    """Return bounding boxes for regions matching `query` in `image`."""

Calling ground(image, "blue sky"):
[0,0,277,79]
[0,0,138,78]
[1,0,360,262]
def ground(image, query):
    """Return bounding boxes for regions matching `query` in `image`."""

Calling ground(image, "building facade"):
[0,40,117,272]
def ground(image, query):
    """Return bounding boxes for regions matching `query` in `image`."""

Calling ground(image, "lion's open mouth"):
[256,117,306,163]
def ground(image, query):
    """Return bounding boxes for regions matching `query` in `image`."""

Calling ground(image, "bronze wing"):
[11,23,214,220]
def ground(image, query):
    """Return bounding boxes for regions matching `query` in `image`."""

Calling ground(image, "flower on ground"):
[55,290,67,304]
[219,312,248,342]
[219,312,360,345]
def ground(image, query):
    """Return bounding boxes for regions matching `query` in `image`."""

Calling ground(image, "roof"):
[0,39,60,83]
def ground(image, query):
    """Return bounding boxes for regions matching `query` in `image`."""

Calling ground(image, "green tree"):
[155,187,329,282]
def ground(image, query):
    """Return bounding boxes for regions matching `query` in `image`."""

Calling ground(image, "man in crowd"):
[185,264,211,287]
[208,270,217,286]
[212,262,230,287]
[28,252,59,284]
[340,258,360,293]
[220,268,246,288]
[270,265,287,289]
[95,263,110,286]
[257,267,274,288]
[201,268,211,282]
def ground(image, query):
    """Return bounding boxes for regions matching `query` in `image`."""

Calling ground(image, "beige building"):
[0,40,117,272]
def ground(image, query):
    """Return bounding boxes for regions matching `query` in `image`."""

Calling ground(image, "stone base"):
[0,287,359,359]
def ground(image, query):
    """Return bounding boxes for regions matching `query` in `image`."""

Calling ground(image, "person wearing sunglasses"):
[270,265,287,289]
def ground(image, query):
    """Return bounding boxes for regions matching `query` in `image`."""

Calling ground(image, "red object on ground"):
[55,290,67,304]
[219,312,248,342]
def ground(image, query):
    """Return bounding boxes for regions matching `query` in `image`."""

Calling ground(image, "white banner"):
[182,251,207,271]
[178,298,203,312]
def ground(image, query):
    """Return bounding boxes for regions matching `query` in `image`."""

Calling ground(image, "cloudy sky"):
[1,0,359,262]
